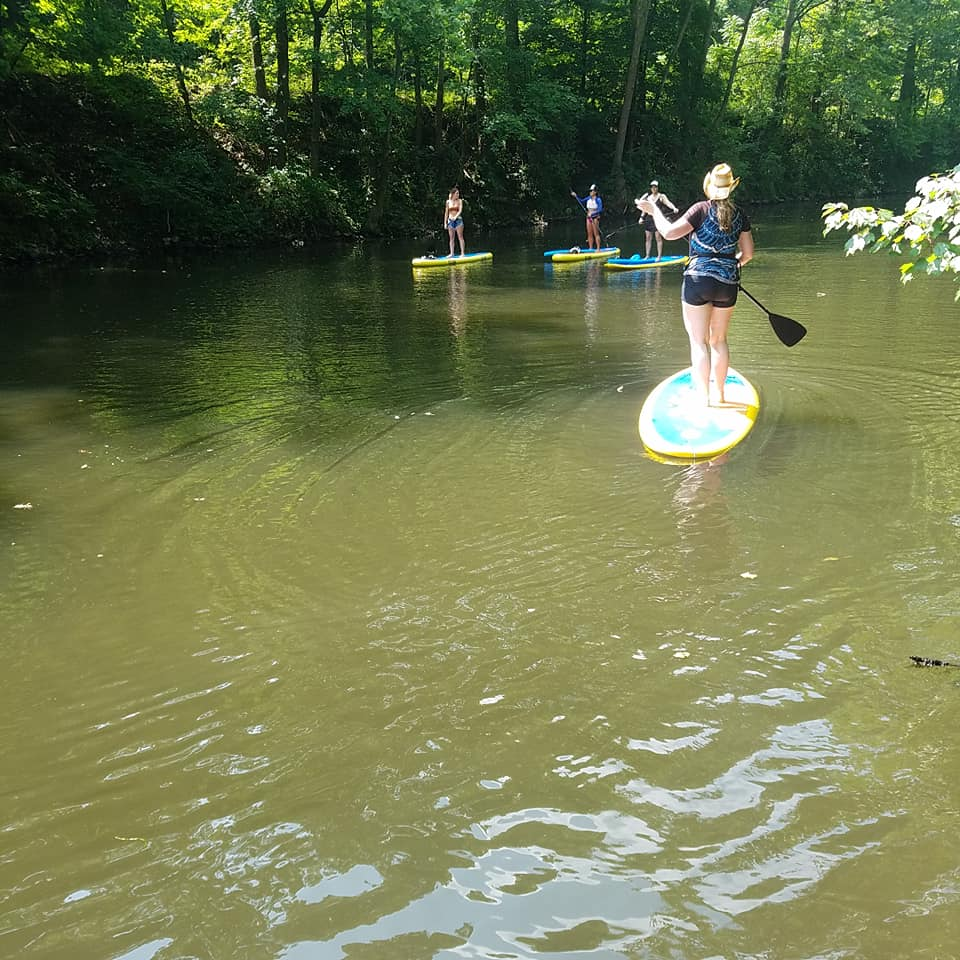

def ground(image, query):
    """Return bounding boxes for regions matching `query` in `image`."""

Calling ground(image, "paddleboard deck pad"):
[412,252,493,267]
[604,254,688,271]
[544,246,620,262]
[639,367,759,460]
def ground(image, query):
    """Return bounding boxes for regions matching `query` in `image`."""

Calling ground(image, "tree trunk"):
[717,0,757,118]
[578,1,590,100]
[611,0,653,201]
[364,0,374,70]
[434,43,445,153]
[650,0,694,115]
[275,0,289,166]
[953,58,960,123]
[308,0,333,176]
[685,0,717,116]
[366,32,402,234]
[249,11,268,100]
[773,0,799,107]
[897,34,918,121]
[414,53,424,151]
[2,0,28,33]
[504,0,522,108]
[158,0,193,122]
[472,17,486,151]
[628,49,647,149]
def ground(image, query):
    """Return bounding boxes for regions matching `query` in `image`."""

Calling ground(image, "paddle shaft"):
[737,283,770,314]
[737,281,808,347]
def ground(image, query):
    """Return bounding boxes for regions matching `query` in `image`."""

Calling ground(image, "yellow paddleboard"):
[412,252,493,268]
[546,246,620,262]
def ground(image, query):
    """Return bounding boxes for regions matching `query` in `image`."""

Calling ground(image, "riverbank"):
[0,71,920,265]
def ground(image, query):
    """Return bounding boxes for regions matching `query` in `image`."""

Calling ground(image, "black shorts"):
[682,274,739,307]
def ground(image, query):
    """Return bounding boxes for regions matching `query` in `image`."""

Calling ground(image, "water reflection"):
[447,268,468,336]
[584,264,601,342]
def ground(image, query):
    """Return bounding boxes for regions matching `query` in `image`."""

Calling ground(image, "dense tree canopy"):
[1,0,958,257]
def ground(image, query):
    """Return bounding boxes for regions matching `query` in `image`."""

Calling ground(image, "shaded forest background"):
[1,0,957,259]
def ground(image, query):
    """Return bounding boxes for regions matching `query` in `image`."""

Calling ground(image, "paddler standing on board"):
[570,184,603,251]
[444,186,466,257]
[637,179,679,260]
[636,163,754,406]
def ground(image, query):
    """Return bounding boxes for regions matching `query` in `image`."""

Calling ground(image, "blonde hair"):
[714,198,735,232]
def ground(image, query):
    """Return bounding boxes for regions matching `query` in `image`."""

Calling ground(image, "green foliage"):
[0,72,258,258]
[3,0,960,257]
[257,164,358,238]
[823,164,960,299]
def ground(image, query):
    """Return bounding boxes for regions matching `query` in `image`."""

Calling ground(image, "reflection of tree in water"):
[448,269,484,397]
[448,268,468,337]
[584,263,601,343]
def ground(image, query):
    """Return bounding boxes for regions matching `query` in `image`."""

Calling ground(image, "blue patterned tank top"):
[683,201,750,284]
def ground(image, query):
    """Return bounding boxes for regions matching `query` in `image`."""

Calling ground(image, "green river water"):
[2,206,960,960]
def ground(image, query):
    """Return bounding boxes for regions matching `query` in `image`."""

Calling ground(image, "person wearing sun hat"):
[636,179,679,259]
[635,162,754,405]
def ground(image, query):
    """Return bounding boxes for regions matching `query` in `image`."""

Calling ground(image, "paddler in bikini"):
[444,186,466,257]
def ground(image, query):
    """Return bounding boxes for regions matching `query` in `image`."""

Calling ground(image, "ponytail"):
[714,199,735,232]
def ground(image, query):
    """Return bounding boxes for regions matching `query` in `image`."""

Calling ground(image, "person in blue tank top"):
[636,163,754,405]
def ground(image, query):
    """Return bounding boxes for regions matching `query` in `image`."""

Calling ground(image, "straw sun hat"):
[703,163,740,200]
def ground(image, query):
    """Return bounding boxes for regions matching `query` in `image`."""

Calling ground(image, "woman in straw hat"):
[636,163,754,405]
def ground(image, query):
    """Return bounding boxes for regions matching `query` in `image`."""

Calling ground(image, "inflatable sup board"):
[544,246,620,262]
[639,367,759,460]
[412,252,493,268]
[604,254,688,271]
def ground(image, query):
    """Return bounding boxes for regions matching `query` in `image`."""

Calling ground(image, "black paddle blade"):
[769,312,807,347]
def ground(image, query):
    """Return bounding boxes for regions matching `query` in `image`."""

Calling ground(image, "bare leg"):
[448,227,455,256]
[708,306,734,402]
[456,224,465,255]
[655,233,664,260]
[681,301,713,403]
[588,219,600,250]
[645,231,652,258]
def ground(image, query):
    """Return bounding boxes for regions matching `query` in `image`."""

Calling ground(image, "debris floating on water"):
[910,655,960,668]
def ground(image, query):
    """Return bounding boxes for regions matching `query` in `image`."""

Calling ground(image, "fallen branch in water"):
[910,656,960,668]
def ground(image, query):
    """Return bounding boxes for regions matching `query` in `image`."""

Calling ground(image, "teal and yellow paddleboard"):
[604,254,688,271]
[638,367,759,460]
[544,246,620,262]
[412,252,493,268]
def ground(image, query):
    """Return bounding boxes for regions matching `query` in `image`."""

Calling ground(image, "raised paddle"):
[738,283,807,347]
